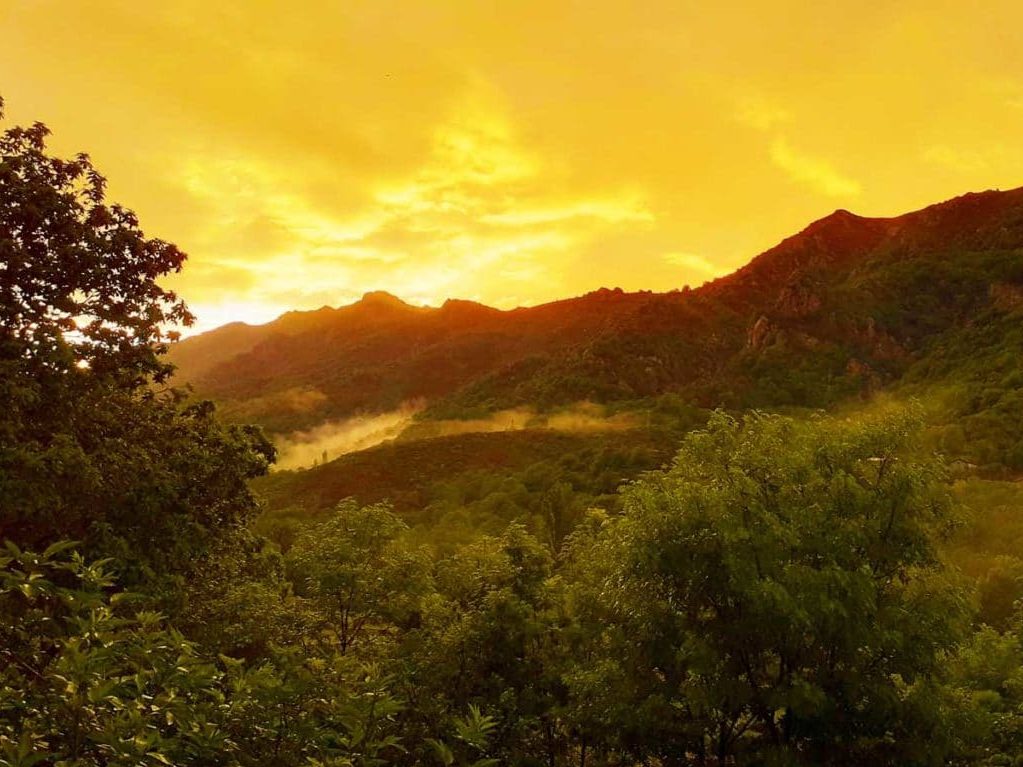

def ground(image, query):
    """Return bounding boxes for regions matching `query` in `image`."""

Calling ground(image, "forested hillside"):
[7,100,1023,766]
[175,190,1023,427]
[173,186,1023,472]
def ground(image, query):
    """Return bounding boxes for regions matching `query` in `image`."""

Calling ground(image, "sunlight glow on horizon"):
[3,1,1023,332]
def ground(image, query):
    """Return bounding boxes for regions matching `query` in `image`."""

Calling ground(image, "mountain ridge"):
[169,185,1023,442]
[177,186,1023,343]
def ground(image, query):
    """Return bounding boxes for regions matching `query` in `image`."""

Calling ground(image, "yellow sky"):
[3,1,1023,332]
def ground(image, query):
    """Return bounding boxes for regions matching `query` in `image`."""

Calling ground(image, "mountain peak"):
[440,298,497,312]
[349,291,425,316]
[359,290,409,307]
[802,207,866,235]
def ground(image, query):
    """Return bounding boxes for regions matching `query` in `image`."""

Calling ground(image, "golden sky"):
[4,1,1023,332]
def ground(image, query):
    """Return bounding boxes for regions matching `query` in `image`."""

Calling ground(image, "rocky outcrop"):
[858,317,906,360]
[775,278,822,318]
[747,315,774,350]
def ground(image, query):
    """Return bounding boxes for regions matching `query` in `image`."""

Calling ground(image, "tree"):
[946,620,1023,765]
[0,541,405,767]
[426,704,500,767]
[565,408,970,765]
[0,97,273,588]
[287,500,432,656]
[0,97,188,383]
[0,541,231,766]
[405,524,561,764]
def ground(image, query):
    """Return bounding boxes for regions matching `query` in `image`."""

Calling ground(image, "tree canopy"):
[0,97,273,585]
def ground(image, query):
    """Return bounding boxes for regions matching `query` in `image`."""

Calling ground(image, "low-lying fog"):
[273,401,638,470]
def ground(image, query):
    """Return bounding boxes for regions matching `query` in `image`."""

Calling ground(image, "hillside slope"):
[170,187,1023,442]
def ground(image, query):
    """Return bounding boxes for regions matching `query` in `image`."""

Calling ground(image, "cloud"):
[731,92,862,200]
[6,0,1023,332]
[921,144,995,174]
[480,198,653,227]
[164,89,655,329]
[662,251,721,276]
[769,138,862,198]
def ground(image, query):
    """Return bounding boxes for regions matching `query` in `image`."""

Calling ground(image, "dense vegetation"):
[170,191,1023,475]
[6,100,1023,766]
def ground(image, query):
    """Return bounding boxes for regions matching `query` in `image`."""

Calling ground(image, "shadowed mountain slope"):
[170,187,1023,436]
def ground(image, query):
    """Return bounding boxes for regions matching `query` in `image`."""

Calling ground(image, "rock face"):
[858,317,906,360]
[747,315,774,350]
[775,279,823,318]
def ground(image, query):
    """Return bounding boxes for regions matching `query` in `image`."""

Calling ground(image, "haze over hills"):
[172,187,1023,466]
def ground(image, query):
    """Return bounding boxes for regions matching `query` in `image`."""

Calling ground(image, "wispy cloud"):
[165,91,655,331]
[769,138,862,198]
[921,144,997,174]
[732,93,861,200]
[735,95,792,131]
[662,252,721,276]
[6,1,1022,331]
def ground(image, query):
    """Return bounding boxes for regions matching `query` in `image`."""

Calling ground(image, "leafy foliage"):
[561,409,972,764]
[0,98,274,589]
[287,501,432,655]
[0,541,405,767]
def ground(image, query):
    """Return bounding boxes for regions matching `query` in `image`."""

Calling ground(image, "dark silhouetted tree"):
[0,97,273,591]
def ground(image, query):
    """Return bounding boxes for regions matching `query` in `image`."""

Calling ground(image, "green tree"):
[0,541,231,766]
[0,542,405,767]
[287,501,432,656]
[0,97,273,590]
[403,524,563,764]
[426,704,500,767]
[565,408,970,765]
[946,621,1023,766]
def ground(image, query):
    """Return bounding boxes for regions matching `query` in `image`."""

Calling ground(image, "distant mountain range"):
[171,187,1023,452]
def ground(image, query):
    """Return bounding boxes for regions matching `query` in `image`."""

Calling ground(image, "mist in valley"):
[273,402,424,470]
[274,401,640,469]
